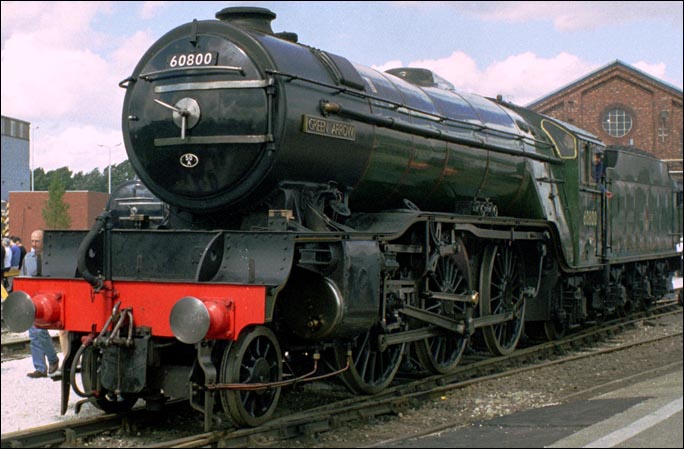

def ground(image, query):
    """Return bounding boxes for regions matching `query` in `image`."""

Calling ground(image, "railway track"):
[1,332,61,362]
[3,301,679,448]
[149,304,682,448]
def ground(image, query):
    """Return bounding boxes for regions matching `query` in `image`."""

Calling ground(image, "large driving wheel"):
[334,326,405,395]
[479,244,526,356]
[415,236,472,374]
[219,326,283,427]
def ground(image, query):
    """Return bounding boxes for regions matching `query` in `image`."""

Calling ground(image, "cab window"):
[541,120,576,159]
[581,143,602,185]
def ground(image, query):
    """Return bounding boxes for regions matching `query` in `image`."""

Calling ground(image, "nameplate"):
[302,115,356,141]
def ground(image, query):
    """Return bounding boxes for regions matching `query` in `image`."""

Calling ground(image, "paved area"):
[550,368,683,448]
[384,368,683,448]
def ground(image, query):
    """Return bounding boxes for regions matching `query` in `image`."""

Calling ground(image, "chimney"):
[215,7,276,34]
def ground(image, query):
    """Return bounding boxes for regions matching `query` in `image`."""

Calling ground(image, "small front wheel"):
[219,326,283,427]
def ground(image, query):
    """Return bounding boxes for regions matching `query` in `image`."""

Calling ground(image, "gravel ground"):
[0,351,114,434]
[1,310,681,447]
[292,312,684,448]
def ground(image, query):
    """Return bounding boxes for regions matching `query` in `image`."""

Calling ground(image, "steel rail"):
[2,303,678,448]
[147,303,682,448]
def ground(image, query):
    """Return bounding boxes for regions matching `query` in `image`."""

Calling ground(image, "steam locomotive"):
[6,7,682,429]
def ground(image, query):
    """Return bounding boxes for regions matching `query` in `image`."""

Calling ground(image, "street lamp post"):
[98,143,122,194]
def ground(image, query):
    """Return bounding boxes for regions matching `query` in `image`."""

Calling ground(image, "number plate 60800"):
[167,52,217,68]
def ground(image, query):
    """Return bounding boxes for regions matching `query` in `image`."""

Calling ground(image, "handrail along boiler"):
[6,7,682,429]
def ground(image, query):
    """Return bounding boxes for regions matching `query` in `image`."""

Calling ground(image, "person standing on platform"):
[22,230,60,378]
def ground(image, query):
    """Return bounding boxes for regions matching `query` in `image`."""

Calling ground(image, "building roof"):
[0,115,30,125]
[527,60,683,109]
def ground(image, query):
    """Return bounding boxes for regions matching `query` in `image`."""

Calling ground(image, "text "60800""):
[168,52,216,68]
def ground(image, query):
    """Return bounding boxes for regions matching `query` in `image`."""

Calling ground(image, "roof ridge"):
[527,60,682,108]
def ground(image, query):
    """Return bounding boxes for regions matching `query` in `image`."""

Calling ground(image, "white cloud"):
[632,61,667,80]
[111,30,156,78]
[1,2,113,49]
[1,33,119,122]
[36,125,125,174]
[0,1,132,173]
[477,52,596,104]
[372,59,406,73]
[375,51,597,105]
[447,1,683,32]
[408,52,481,91]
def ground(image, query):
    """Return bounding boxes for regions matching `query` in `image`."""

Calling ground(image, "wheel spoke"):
[367,352,378,384]
[358,347,371,380]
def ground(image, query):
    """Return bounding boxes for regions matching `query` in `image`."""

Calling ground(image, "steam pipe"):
[77,211,111,291]
[320,101,562,165]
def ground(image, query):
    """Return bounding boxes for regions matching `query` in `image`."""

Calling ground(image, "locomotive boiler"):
[6,7,682,429]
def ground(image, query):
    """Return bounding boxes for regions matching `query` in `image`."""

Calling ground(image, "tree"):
[35,166,73,191]
[33,167,48,191]
[72,168,105,192]
[34,159,137,193]
[111,160,136,189]
[42,176,72,229]
[51,167,74,190]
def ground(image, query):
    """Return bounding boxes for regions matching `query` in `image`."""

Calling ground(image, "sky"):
[1,1,682,174]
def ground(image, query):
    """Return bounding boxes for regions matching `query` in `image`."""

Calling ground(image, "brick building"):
[528,60,683,180]
[8,191,109,247]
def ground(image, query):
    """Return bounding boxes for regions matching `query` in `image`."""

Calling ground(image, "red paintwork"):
[13,277,266,340]
[32,291,63,327]
[204,299,233,340]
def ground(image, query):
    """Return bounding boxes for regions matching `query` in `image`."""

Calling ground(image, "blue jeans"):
[29,326,58,372]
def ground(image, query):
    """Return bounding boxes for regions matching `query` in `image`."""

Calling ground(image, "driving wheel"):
[415,236,472,374]
[334,325,405,395]
[479,244,526,356]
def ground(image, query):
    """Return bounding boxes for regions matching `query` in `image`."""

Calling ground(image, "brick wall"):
[530,62,683,177]
[7,191,109,248]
